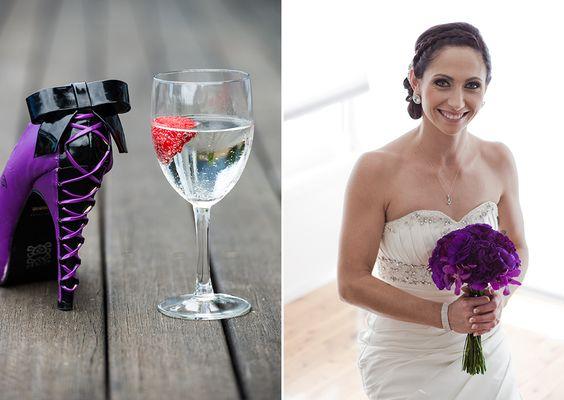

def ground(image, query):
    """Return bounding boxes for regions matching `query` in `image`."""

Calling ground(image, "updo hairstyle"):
[403,22,492,119]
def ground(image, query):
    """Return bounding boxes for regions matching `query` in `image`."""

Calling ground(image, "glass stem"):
[193,206,214,296]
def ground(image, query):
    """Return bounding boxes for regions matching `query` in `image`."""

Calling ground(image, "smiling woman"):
[403,22,491,121]
[337,22,525,399]
[410,48,486,130]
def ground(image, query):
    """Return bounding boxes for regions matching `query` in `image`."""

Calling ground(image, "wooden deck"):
[0,0,280,399]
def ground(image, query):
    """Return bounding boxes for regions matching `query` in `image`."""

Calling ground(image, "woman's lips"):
[438,109,469,122]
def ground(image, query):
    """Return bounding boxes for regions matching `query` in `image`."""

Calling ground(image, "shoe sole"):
[2,191,58,285]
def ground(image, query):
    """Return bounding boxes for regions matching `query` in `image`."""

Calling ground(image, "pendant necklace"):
[416,137,468,206]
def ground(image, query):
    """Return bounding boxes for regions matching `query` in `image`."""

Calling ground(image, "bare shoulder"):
[476,137,517,178]
[350,145,403,188]
[354,148,400,176]
[352,132,411,180]
[346,140,406,208]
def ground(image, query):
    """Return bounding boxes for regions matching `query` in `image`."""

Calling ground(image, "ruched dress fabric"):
[358,201,521,400]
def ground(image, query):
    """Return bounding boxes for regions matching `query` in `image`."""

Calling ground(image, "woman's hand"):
[466,287,503,336]
[447,287,502,335]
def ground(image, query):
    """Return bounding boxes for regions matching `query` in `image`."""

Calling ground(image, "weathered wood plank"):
[0,0,28,145]
[0,0,16,39]
[174,0,281,196]
[217,0,281,197]
[163,1,281,397]
[104,0,239,398]
[0,0,106,399]
[211,158,282,399]
[82,0,109,80]
[18,0,63,124]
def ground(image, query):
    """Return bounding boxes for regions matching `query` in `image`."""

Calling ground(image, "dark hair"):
[403,22,492,119]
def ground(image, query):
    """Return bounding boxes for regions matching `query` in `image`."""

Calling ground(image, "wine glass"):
[151,69,254,320]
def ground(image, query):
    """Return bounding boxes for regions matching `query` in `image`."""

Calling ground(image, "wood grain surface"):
[0,1,106,399]
[0,0,280,398]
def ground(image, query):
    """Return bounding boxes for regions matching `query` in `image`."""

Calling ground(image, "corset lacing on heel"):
[58,112,111,294]
[0,80,129,310]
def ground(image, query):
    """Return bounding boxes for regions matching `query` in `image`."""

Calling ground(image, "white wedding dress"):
[358,201,521,400]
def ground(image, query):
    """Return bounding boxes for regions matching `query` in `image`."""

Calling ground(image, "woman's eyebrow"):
[432,73,483,82]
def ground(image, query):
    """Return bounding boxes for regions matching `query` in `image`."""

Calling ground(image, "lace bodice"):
[376,201,499,287]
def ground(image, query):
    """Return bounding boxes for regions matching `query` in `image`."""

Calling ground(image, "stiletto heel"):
[0,80,130,310]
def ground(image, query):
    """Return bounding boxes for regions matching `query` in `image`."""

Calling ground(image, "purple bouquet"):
[428,223,521,375]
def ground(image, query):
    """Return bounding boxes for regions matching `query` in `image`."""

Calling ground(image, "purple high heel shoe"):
[0,80,130,310]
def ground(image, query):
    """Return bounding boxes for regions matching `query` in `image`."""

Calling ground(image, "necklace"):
[415,137,468,206]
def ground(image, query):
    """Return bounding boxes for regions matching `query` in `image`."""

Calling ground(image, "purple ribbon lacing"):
[58,112,110,292]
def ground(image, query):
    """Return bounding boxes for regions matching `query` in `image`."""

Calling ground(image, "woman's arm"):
[337,152,491,332]
[494,142,529,307]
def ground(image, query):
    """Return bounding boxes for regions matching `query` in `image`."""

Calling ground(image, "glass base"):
[157,293,251,320]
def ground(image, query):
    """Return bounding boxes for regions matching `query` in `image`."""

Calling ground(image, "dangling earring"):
[482,101,485,106]
[412,93,421,104]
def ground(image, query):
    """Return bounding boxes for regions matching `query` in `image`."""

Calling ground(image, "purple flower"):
[442,263,477,295]
[428,223,521,296]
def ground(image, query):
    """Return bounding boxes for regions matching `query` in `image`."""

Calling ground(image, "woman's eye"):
[434,79,449,87]
[466,81,481,89]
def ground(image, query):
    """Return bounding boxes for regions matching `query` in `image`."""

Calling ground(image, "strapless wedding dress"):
[358,201,521,400]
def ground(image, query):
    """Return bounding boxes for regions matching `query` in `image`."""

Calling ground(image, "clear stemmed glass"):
[151,69,253,320]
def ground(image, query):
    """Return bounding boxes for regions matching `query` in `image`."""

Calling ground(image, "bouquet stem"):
[462,290,487,375]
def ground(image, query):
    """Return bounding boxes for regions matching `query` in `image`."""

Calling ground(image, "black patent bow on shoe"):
[26,80,131,156]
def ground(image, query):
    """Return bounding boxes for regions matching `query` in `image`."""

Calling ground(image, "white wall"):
[283,0,564,303]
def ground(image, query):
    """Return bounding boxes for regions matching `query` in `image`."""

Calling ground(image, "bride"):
[337,22,527,399]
